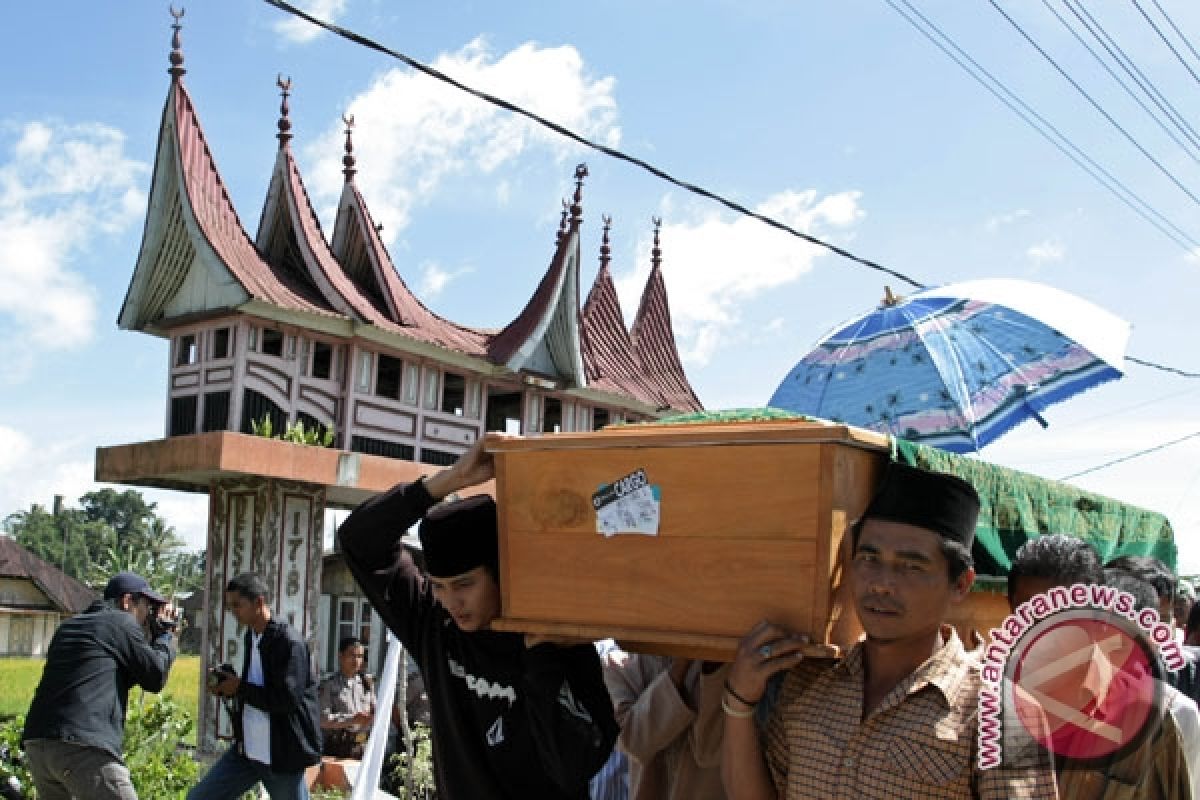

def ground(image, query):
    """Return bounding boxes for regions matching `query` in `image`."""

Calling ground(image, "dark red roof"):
[174,83,336,315]
[630,262,702,412]
[335,183,489,354]
[488,223,579,366]
[579,261,644,398]
[0,536,98,614]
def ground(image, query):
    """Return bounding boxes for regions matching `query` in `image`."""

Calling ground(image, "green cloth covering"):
[649,407,812,425]
[894,438,1176,577]
[645,409,1177,580]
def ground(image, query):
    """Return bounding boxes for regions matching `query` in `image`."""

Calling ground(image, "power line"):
[1131,0,1200,91]
[1129,356,1200,378]
[1040,0,1200,164]
[1064,0,1200,163]
[1150,0,1200,71]
[884,0,1200,251]
[261,0,1200,384]
[261,0,926,290]
[988,0,1200,208]
[1060,430,1200,480]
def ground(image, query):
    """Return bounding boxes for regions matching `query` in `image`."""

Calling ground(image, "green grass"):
[1,655,201,732]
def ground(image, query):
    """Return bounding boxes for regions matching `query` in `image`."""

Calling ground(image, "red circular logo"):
[1009,612,1160,761]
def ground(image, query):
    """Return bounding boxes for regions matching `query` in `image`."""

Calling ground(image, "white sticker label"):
[592,468,661,536]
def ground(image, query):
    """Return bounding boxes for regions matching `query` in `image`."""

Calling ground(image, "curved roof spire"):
[569,163,587,229]
[276,74,293,148]
[341,113,356,182]
[555,198,570,246]
[599,214,613,270]
[651,216,662,271]
[168,6,186,81]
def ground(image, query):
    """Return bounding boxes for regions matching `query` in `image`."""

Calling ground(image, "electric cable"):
[1065,0,1200,160]
[261,0,1200,382]
[1150,0,1200,70]
[1060,430,1200,480]
[989,0,1200,208]
[1040,0,1200,164]
[262,0,925,289]
[885,0,1200,251]
[1131,0,1200,90]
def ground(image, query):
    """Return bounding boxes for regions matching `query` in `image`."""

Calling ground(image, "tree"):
[3,504,114,585]
[4,489,204,594]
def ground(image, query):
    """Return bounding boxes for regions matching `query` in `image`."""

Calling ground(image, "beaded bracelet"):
[723,679,758,709]
[721,695,757,718]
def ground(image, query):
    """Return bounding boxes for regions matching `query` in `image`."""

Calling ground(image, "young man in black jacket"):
[188,573,321,800]
[23,570,177,800]
[338,438,618,799]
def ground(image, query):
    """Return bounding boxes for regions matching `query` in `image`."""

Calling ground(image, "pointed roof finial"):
[168,6,186,80]
[276,74,293,147]
[341,113,356,181]
[651,216,663,271]
[556,198,570,246]
[599,215,612,270]
[569,163,588,227]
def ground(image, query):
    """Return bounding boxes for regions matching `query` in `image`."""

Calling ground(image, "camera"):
[146,603,181,639]
[207,663,237,689]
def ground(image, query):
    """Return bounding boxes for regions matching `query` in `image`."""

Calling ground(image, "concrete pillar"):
[198,476,325,753]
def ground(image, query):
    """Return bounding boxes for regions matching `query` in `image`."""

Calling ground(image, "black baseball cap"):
[103,571,167,604]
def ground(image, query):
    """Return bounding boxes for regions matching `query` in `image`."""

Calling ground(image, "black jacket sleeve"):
[521,642,619,793]
[337,479,440,655]
[113,612,175,693]
[237,626,310,714]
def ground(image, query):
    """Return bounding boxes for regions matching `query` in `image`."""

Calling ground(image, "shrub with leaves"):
[251,414,334,447]
[0,715,33,799]
[382,722,437,799]
[123,693,198,799]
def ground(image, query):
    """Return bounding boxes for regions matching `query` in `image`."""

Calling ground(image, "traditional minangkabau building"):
[100,11,699,749]
[119,22,699,464]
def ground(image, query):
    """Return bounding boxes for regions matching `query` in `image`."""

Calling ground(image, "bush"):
[123,695,198,799]
[382,722,437,799]
[0,715,33,799]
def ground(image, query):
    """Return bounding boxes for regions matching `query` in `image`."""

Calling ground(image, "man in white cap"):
[23,570,178,800]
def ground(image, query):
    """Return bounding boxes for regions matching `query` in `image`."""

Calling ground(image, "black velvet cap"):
[418,494,499,578]
[862,462,980,547]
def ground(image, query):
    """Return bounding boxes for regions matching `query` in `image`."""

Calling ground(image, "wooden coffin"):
[485,419,891,661]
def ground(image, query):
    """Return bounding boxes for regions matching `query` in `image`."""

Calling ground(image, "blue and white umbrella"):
[768,279,1131,453]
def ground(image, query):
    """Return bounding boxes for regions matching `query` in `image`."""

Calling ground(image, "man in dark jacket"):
[338,438,618,799]
[188,573,321,800]
[23,570,177,800]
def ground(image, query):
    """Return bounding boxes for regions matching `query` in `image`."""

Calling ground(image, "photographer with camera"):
[22,571,178,800]
[188,572,321,800]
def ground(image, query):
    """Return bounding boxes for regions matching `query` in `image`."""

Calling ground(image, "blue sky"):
[1,1,1198,570]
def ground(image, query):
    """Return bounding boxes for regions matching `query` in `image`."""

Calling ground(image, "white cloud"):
[985,209,1030,232]
[614,189,864,366]
[1187,247,1200,265]
[417,260,472,298]
[0,426,32,475]
[0,423,210,551]
[304,38,620,242]
[0,121,146,383]
[1027,239,1065,265]
[272,0,348,44]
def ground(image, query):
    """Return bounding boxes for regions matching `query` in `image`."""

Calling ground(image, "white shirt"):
[242,631,271,765]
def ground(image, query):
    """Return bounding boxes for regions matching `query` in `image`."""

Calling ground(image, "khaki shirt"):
[765,627,1059,800]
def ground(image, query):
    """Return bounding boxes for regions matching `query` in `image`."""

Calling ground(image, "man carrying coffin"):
[720,462,1059,799]
[337,438,617,799]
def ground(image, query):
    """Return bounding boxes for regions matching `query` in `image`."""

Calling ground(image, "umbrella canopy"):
[768,279,1131,453]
